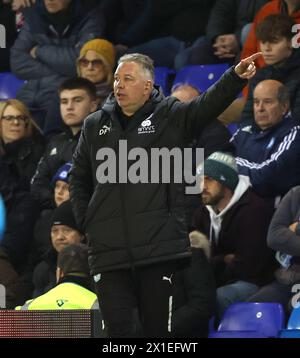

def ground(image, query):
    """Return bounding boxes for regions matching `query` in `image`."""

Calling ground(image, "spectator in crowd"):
[16,243,98,310]
[69,52,259,337]
[241,0,300,71]
[77,38,115,107]
[171,230,216,338]
[171,83,232,158]
[231,80,300,198]
[0,99,45,189]
[248,185,300,313]
[241,14,300,124]
[171,83,232,229]
[31,162,72,267]
[99,0,216,68]
[0,160,39,308]
[32,200,85,297]
[10,0,103,132]
[31,77,97,210]
[10,0,35,11]
[174,0,269,69]
[193,152,276,318]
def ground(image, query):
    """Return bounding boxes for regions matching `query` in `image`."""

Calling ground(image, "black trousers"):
[95,261,176,338]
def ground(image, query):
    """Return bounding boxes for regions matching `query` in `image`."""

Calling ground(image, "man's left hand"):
[234,52,262,80]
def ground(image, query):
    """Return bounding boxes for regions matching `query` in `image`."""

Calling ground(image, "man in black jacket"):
[69,52,259,337]
[31,77,97,209]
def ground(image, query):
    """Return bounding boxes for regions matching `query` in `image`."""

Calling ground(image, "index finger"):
[243,52,262,63]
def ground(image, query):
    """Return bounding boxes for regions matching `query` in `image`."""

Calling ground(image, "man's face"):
[259,37,292,65]
[171,85,199,103]
[201,176,225,206]
[113,61,152,116]
[51,225,82,252]
[253,82,288,130]
[44,0,72,13]
[60,89,97,129]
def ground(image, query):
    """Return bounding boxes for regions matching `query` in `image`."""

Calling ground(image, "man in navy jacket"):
[231,79,300,198]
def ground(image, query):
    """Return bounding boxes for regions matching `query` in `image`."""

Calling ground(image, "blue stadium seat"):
[172,63,230,93]
[0,72,25,100]
[0,195,5,243]
[278,329,300,338]
[154,67,174,96]
[287,306,300,329]
[209,302,285,338]
[209,330,266,338]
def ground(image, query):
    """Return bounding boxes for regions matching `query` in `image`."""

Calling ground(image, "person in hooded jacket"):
[10,0,103,133]
[193,152,276,318]
[69,52,259,337]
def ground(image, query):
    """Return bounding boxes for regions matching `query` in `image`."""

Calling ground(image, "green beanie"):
[201,152,239,192]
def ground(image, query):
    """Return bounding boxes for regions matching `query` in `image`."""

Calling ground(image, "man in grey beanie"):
[193,151,277,318]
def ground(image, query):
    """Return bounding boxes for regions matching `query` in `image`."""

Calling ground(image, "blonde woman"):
[0,99,45,186]
[77,38,115,106]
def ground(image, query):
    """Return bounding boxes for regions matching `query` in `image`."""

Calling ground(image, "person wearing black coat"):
[31,77,98,209]
[0,99,45,190]
[69,52,259,337]
[31,200,85,297]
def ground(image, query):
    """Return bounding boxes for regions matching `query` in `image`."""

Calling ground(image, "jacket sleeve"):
[35,13,104,77]
[170,67,247,142]
[235,127,300,197]
[225,200,274,281]
[239,81,255,124]
[10,22,55,80]
[267,186,300,256]
[291,86,300,124]
[30,140,62,209]
[69,120,94,230]
[206,0,238,42]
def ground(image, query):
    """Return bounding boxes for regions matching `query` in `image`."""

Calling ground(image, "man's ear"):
[90,99,98,113]
[144,80,153,94]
